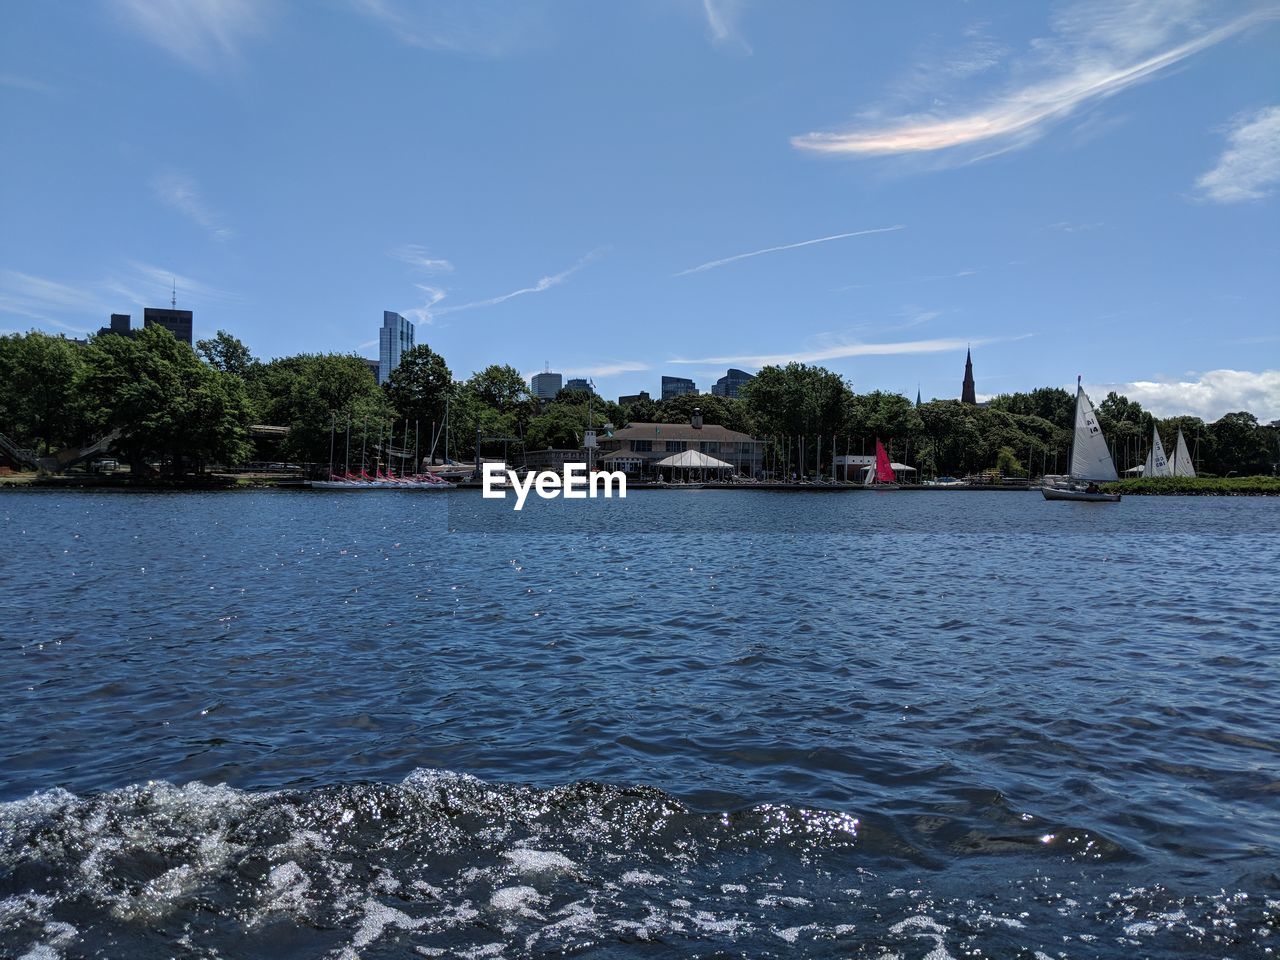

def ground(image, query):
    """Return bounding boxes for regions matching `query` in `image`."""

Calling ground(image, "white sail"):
[1143,425,1171,477]
[1171,428,1196,477]
[1070,385,1119,482]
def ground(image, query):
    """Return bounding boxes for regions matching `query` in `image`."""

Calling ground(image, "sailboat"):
[1042,378,1121,502]
[1143,425,1171,477]
[864,439,899,490]
[1170,427,1196,477]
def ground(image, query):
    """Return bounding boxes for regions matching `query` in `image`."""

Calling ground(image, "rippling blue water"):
[2,489,1278,957]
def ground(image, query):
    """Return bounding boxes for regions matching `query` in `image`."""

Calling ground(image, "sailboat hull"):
[1041,485,1120,503]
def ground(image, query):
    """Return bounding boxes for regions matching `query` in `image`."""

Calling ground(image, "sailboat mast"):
[1068,376,1081,479]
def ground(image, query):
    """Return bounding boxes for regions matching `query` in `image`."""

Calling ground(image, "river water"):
[1,489,1278,958]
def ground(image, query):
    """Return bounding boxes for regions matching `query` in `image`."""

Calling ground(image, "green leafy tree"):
[196,330,256,377]
[249,353,392,467]
[988,387,1074,429]
[80,325,252,473]
[620,394,658,424]
[655,393,751,433]
[468,364,530,412]
[845,391,923,454]
[1206,412,1272,475]
[384,344,453,426]
[742,363,850,440]
[0,331,87,453]
[995,445,1024,476]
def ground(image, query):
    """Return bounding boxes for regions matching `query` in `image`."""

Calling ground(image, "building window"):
[699,441,720,454]
[632,440,652,452]
[665,440,684,452]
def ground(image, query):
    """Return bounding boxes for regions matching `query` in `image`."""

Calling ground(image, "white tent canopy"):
[655,449,734,470]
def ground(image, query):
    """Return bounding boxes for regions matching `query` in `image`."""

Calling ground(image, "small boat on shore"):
[311,471,454,491]
[1042,378,1120,503]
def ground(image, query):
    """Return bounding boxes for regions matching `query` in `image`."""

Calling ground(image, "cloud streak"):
[0,271,108,326]
[701,0,751,52]
[676,225,905,277]
[392,245,454,273]
[1095,369,1280,421]
[671,335,1006,368]
[572,361,650,378]
[153,172,233,241]
[792,4,1275,160]
[436,251,600,315]
[347,0,542,56]
[1196,104,1280,203]
[111,0,267,71]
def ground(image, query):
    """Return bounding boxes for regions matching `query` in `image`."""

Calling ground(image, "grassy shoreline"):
[1102,475,1280,496]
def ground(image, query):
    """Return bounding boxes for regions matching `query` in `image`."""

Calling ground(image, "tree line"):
[1,328,1276,478]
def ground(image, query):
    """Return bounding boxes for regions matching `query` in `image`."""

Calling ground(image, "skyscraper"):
[379,311,415,385]
[710,368,754,398]
[661,375,697,400]
[531,370,563,400]
[961,348,976,404]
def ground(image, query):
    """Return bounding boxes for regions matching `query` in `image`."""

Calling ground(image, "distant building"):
[961,348,976,404]
[379,311,414,385]
[618,390,651,407]
[97,313,135,338]
[661,375,697,400]
[531,370,563,400]
[144,307,193,345]
[596,412,763,476]
[710,368,754,399]
[362,358,381,382]
[565,377,591,392]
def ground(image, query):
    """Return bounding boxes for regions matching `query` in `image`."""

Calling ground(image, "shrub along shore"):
[1102,476,1280,496]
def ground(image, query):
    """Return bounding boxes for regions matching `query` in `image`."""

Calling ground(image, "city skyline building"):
[661,375,697,401]
[143,307,193,345]
[531,369,563,400]
[710,368,755,399]
[378,310,414,385]
[565,377,591,392]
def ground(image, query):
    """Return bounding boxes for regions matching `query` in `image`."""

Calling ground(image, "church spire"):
[961,346,976,404]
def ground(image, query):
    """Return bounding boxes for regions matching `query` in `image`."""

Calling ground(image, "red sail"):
[875,440,895,483]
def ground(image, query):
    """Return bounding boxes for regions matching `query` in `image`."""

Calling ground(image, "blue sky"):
[2,0,1278,419]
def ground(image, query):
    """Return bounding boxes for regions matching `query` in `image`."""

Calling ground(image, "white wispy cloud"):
[403,285,447,326]
[0,271,108,327]
[671,335,1006,368]
[111,0,267,71]
[347,0,542,56]
[103,263,237,312]
[572,361,651,378]
[1195,104,1280,203]
[436,251,601,316]
[0,74,54,95]
[701,0,751,52]
[153,173,233,241]
[391,245,454,273]
[836,266,978,291]
[1095,369,1280,421]
[792,2,1276,161]
[676,225,905,277]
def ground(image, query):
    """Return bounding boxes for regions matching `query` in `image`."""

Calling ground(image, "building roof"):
[655,449,734,469]
[612,422,756,443]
